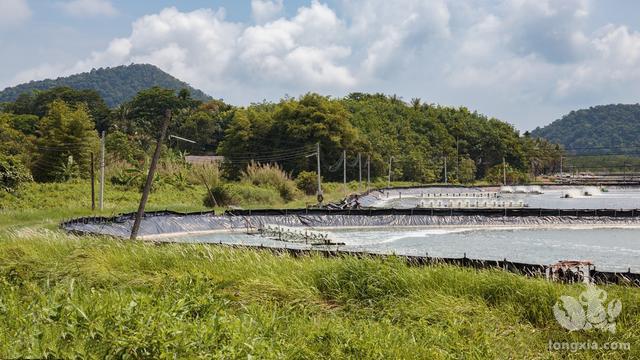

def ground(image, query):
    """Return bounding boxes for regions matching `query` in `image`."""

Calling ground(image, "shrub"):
[241,162,299,201]
[484,163,529,185]
[458,157,477,184]
[295,171,319,195]
[189,163,222,187]
[203,183,238,207]
[229,183,281,205]
[0,155,32,192]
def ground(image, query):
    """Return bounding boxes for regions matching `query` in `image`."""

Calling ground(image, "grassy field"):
[1,182,639,358]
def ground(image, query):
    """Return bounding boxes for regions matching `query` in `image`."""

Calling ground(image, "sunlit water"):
[368,187,640,209]
[147,186,640,273]
[174,226,640,272]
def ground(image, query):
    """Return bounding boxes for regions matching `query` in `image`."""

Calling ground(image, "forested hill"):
[0,64,211,107]
[531,104,640,154]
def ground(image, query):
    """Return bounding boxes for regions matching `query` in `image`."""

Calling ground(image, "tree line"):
[0,86,564,190]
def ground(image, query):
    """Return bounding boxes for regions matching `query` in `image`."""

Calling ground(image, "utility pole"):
[358,153,362,193]
[343,150,347,196]
[367,155,371,191]
[456,137,460,182]
[99,131,105,210]
[560,156,563,181]
[90,152,95,211]
[130,110,172,240]
[316,142,322,202]
[531,159,535,182]
[444,155,448,184]
[503,157,507,185]
[388,156,393,188]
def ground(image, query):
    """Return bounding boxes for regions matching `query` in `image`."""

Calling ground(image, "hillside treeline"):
[0,86,563,189]
[532,104,640,155]
[0,64,211,108]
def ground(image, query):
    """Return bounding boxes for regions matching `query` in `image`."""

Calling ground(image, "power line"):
[224,152,316,164]
[564,145,640,151]
[221,145,315,160]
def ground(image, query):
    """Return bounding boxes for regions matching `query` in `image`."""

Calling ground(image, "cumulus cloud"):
[555,25,640,98]
[61,3,355,95]
[59,0,117,17]
[9,0,640,129]
[251,0,283,24]
[0,0,31,26]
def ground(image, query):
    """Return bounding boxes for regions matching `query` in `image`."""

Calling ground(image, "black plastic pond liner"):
[62,208,640,239]
[225,208,639,217]
[60,207,640,286]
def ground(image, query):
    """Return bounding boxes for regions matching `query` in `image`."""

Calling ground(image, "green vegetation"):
[1,228,639,358]
[532,104,640,155]
[563,155,640,174]
[531,104,640,173]
[0,64,211,108]
[0,154,32,193]
[1,177,638,358]
[1,73,563,188]
[4,62,628,359]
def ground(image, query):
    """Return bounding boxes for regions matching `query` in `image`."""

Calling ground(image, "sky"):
[1,0,640,131]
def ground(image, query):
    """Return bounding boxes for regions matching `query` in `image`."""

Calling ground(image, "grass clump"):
[1,233,640,358]
[295,170,319,195]
[313,256,411,306]
[241,162,299,202]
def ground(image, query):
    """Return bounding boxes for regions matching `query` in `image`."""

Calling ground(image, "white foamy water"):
[368,186,640,209]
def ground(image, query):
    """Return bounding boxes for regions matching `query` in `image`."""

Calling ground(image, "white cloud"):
[56,3,354,95]
[555,25,640,98]
[239,1,353,87]
[10,0,640,129]
[0,0,31,26]
[251,0,283,24]
[59,0,117,17]
[343,0,451,76]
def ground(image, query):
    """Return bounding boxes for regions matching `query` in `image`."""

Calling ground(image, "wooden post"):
[130,110,172,240]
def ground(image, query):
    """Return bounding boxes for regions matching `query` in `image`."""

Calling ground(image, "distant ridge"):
[0,64,212,107]
[531,104,640,155]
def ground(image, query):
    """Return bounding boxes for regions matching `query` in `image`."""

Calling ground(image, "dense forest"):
[0,64,211,107]
[532,104,640,155]
[0,82,564,191]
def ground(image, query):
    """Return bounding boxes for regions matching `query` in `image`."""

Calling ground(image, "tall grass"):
[1,233,639,358]
[241,162,299,202]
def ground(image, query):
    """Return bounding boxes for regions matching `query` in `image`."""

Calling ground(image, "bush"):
[295,171,319,195]
[203,183,237,207]
[241,162,299,201]
[189,163,222,187]
[484,163,529,185]
[229,183,281,205]
[202,182,283,208]
[458,157,477,184]
[0,155,32,192]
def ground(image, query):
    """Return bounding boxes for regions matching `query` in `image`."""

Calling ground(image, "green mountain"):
[0,64,212,107]
[531,104,640,154]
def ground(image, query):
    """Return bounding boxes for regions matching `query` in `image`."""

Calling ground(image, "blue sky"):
[1,0,640,131]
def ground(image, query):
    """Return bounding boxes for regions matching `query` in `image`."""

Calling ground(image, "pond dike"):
[61,207,640,287]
